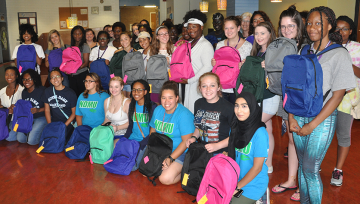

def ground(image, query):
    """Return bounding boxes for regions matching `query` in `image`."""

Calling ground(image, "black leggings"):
[68,70,88,97]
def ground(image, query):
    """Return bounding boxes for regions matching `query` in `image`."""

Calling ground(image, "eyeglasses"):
[98,37,107,41]
[335,27,350,32]
[158,32,169,36]
[22,78,33,82]
[50,75,61,80]
[83,80,95,83]
[132,88,145,93]
[280,24,296,31]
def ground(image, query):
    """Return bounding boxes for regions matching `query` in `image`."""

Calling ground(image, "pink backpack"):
[169,42,194,83]
[196,154,240,204]
[212,46,241,89]
[59,46,82,74]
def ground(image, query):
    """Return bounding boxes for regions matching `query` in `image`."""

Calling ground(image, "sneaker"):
[330,170,343,186]
[268,166,273,174]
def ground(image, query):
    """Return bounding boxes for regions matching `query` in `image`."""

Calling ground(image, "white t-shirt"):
[89,46,117,62]
[12,43,45,74]
[0,85,24,108]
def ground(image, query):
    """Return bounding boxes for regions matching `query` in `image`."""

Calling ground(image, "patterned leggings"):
[293,110,337,204]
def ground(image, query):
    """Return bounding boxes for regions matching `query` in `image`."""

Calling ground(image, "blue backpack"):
[12,100,33,134]
[17,45,37,73]
[281,44,343,117]
[90,58,111,90]
[38,122,66,153]
[0,108,9,140]
[65,125,93,160]
[104,137,140,175]
[48,48,63,72]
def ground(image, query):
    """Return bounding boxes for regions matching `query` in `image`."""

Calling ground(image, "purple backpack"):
[212,46,241,89]
[48,48,63,72]
[0,108,9,140]
[12,100,33,134]
[17,45,37,73]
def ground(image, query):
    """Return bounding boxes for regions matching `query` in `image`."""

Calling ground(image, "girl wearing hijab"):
[229,92,269,204]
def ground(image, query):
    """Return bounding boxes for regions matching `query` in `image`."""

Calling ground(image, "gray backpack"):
[122,51,146,85]
[146,55,169,94]
[265,37,297,95]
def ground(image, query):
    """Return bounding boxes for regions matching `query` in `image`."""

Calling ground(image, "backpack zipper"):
[208,184,223,198]
[90,147,103,151]
[286,86,303,91]
[219,157,239,180]
[170,63,183,65]
[309,58,318,97]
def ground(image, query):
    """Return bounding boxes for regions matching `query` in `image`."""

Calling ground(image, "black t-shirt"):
[22,86,46,118]
[194,97,234,154]
[42,86,77,123]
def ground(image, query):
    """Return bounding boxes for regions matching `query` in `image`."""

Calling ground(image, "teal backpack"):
[236,56,265,103]
[89,123,114,164]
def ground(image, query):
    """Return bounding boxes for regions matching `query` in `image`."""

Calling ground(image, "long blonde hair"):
[108,76,125,109]
[47,29,65,50]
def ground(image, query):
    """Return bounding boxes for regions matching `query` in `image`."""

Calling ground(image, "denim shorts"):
[262,95,280,115]
[123,85,131,92]
[175,151,186,165]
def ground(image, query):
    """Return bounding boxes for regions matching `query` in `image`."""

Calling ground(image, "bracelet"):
[191,136,198,140]
[168,155,175,163]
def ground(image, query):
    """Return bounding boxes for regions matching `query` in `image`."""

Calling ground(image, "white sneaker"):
[268,166,273,174]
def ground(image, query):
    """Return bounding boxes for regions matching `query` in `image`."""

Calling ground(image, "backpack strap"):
[300,45,311,55]
[134,106,146,139]
[53,86,69,120]
[323,89,331,102]
[316,44,343,56]
[147,176,158,186]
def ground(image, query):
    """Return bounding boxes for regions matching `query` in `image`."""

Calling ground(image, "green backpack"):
[236,56,265,103]
[109,50,127,78]
[89,124,114,164]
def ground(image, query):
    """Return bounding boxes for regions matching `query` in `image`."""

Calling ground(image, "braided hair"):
[306,6,342,54]
[337,15,357,41]
[128,79,153,122]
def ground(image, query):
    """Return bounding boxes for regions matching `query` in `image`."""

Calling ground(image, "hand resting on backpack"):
[261,60,265,69]
[238,59,246,69]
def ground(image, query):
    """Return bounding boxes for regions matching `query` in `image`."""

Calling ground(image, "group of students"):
[1,5,359,204]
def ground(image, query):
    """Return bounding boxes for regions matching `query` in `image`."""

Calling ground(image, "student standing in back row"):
[289,7,355,203]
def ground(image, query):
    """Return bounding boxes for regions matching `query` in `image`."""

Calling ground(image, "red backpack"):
[169,42,194,83]
[196,154,240,204]
[212,46,241,89]
[60,46,82,74]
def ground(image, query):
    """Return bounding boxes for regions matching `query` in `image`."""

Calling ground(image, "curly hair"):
[183,9,207,25]
[19,24,38,43]
[47,29,65,51]
[83,73,104,99]
[128,79,153,123]
[20,69,42,89]
[306,6,342,54]
[278,5,304,50]
[337,15,357,42]
[71,26,86,52]
[4,66,21,85]
[250,22,277,56]
[249,11,272,36]
[112,22,126,32]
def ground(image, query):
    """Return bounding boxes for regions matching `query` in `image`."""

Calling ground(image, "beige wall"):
[259,0,355,31]
[6,0,119,56]
[120,6,157,32]
[204,0,227,35]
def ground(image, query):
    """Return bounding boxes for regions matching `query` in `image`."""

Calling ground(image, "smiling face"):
[73,29,83,44]
[5,69,17,85]
[84,76,96,92]
[224,20,240,39]
[139,37,151,50]
[120,34,131,49]
[336,20,352,44]
[22,73,35,90]
[109,80,123,96]
[241,16,250,32]
[161,89,179,114]
[280,16,298,39]
[169,27,178,44]
[187,23,203,40]
[50,32,60,47]
[234,97,250,121]
[98,33,109,48]
[157,28,170,45]
[86,31,94,42]
[23,31,32,44]
[132,25,139,36]
[252,14,265,28]
[306,11,332,43]
[200,76,220,103]
[132,82,147,103]
[50,71,63,88]
[182,26,191,40]
[255,26,270,48]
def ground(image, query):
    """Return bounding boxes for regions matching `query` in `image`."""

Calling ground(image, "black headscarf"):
[228,92,266,160]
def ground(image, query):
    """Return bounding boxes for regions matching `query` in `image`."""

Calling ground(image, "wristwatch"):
[234,188,243,198]
[168,155,175,163]
[191,136,198,140]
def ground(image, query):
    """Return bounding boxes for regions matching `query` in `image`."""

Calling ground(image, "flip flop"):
[290,191,300,202]
[271,183,298,193]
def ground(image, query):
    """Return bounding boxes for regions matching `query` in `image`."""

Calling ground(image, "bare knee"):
[159,173,175,185]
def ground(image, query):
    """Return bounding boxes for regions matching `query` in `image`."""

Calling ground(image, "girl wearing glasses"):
[43,68,77,141]
[89,31,117,67]
[8,69,47,145]
[124,79,157,171]
[102,77,130,146]
[75,73,109,128]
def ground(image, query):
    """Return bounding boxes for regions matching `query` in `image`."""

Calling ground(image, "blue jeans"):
[293,110,337,204]
[222,92,235,104]
[6,116,48,145]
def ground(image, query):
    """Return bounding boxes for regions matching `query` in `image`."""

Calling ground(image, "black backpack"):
[108,50,127,77]
[139,132,173,186]
[181,142,213,196]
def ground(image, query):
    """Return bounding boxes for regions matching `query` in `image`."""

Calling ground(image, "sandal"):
[290,190,300,202]
[271,183,297,193]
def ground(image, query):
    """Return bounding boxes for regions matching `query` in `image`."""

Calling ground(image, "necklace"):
[227,36,241,49]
